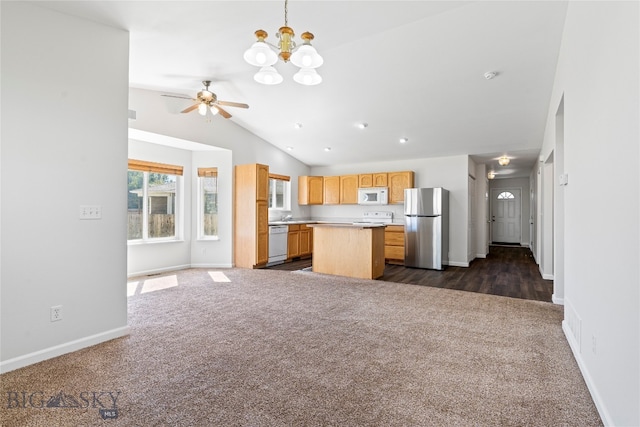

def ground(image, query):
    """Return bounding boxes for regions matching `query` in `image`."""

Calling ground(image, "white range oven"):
[267,225,288,266]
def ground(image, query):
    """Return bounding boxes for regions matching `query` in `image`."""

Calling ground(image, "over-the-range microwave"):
[358,187,389,205]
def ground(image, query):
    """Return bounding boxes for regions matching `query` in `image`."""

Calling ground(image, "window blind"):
[269,173,290,181]
[197,167,218,177]
[128,159,183,176]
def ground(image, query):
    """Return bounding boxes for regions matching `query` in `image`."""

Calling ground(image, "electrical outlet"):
[51,305,63,322]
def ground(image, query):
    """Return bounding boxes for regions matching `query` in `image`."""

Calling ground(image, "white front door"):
[491,188,521,244]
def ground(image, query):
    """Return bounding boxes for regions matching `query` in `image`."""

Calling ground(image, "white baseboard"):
[127,264,191,278]
[128,263,233,278]
[552,294,564,305]
[475,253,487,259]
[0,326,130,374]
[190,263,234,269]
[447,261,470,267]
[539,265,554,280]
[562,321,612,426]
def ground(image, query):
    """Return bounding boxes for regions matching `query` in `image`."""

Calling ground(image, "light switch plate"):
[79,205,102,220]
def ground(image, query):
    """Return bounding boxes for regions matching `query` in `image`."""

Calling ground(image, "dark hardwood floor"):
[267,245,553,302]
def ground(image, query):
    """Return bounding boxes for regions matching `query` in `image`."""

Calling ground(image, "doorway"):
[491,188,522,244]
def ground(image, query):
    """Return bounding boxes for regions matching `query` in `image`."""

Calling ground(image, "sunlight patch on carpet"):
[141,275,178,294]
[127,281,139,297]
[208,271,231,282]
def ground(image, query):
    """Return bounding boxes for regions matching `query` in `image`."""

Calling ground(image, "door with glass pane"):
[491,188,521,244]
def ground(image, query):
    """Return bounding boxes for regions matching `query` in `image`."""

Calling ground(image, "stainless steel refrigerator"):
[404,188,449,270]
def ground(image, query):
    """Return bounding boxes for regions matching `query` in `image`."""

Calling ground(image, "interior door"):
[491,188,521,244]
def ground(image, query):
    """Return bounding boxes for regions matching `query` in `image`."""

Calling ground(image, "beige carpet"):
[1,268,602,426]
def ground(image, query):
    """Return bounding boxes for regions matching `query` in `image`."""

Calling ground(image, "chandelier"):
[498,156,510,166]
[243,0,323,85]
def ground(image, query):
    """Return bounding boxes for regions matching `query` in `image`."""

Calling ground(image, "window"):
[268,174,291,210]
[128,159,183,241]
[497,191,515,200]
[198,167,218,239]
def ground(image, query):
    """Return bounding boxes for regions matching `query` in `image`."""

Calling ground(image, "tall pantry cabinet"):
[234,163,269,268]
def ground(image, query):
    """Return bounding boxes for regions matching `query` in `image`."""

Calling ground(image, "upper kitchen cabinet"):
[323,176,340,205]
[340,175,359,204]
[298,176,323,205]
[235,163,269,268]
[388,171,415,204]
[359,173,388,188]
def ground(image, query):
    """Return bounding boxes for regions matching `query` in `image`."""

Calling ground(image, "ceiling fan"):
[162,80,249,119]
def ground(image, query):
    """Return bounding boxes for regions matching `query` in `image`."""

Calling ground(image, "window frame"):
[268,173,291,211]
[197,167,219,241]
[128,159,183,243]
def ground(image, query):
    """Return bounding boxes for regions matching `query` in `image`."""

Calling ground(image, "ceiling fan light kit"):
[161,80,249,119]
[244,0,324,85]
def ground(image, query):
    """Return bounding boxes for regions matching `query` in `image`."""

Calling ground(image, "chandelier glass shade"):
[254,66,284,85]
[244,1,323,85]
[498,156,510,166]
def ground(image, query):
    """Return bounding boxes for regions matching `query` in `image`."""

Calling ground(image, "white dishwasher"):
[267,225,288,266]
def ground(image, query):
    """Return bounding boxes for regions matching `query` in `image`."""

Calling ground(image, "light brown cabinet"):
[234,163,269,268]
[287,224,313,259]
[384,224,405,265]
[299,170,413,206]
[299,224,313,256]
[298,176,323,205]
[287,225,300,259]
[310,224,385,279]
[359,173,388,188]
[323,176,340,205]
[388,171,415,204]
[340,175,359,204]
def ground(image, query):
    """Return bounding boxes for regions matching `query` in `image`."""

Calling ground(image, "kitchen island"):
[307,223,386,280]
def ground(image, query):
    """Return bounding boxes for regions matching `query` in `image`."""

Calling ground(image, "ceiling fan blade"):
[211,104,232,119]
[181,104,199,114]
[217,100,249,109]
[162,94,196,101]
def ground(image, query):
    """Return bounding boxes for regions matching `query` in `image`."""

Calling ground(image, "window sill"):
[197,237,220,242]
[127,239,185,246]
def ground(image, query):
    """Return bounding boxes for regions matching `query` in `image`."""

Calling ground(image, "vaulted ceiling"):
[34,1,568,177]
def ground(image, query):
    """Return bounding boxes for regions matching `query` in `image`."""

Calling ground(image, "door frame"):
[490,186,523,245]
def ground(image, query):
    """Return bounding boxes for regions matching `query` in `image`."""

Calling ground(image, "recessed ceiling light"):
[294,122,303,129]
[484,71,497,80]
[324,147,332,152]
[400,137,408,144]
[357,123,368,129]
[286,146,293,151]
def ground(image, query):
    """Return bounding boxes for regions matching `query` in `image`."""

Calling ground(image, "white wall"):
[489,177,531,246]
[538,2,639,425]
[310,155,470,267]
[0,3,129,371]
